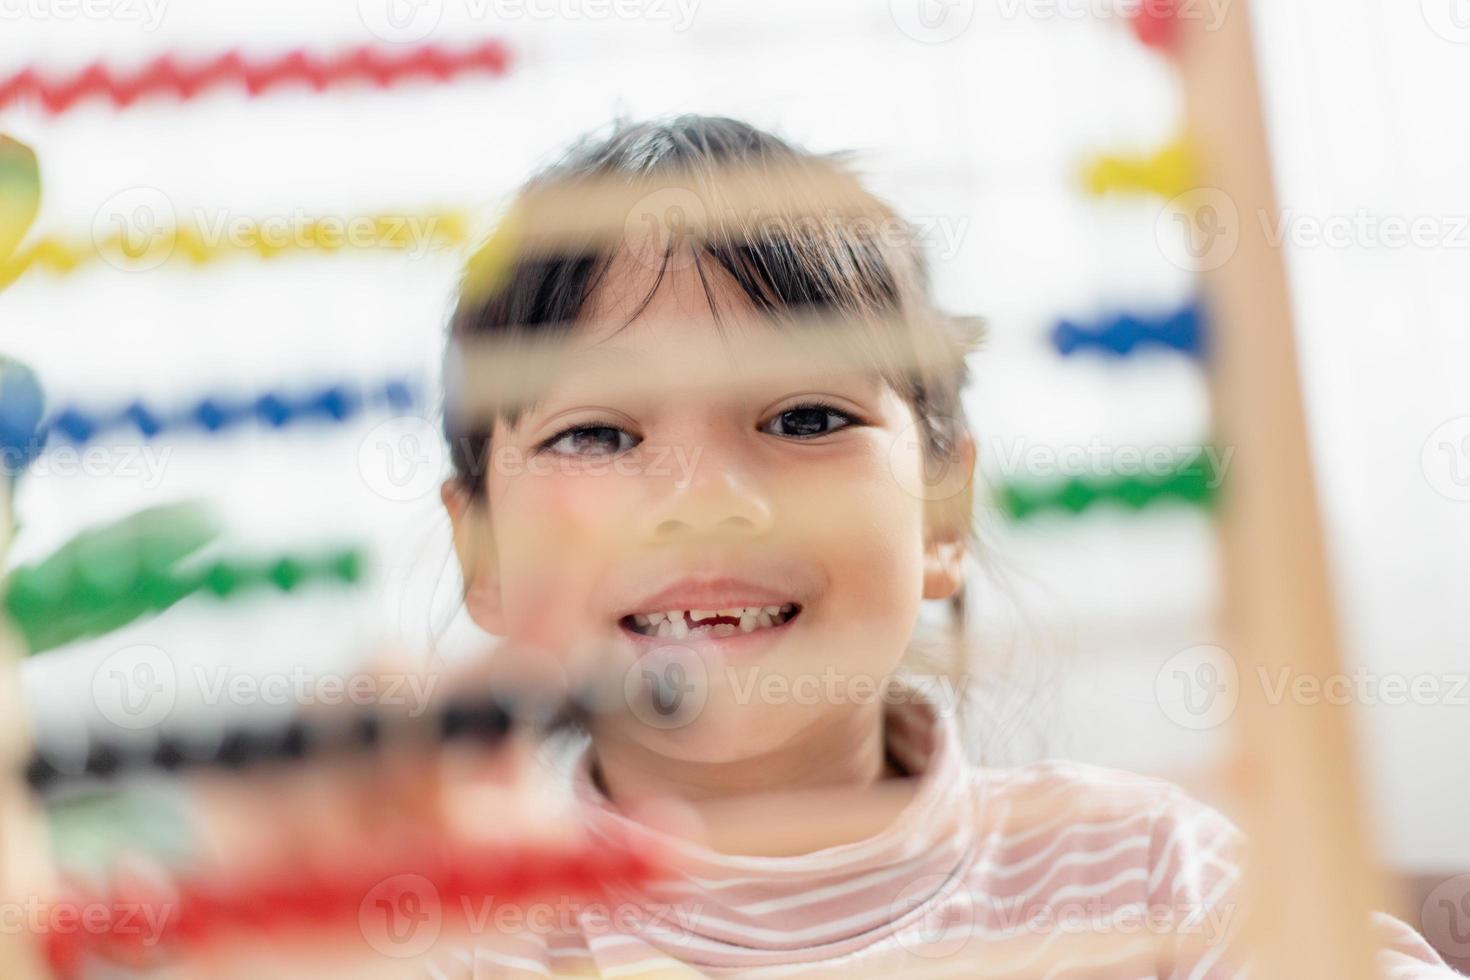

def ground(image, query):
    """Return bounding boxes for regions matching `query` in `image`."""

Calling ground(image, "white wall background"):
[0,0,1464,871]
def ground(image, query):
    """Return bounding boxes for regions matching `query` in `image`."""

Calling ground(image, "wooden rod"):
[1175,4,1393,977]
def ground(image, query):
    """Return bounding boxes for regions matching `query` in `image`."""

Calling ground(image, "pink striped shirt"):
[430,694,1460,978]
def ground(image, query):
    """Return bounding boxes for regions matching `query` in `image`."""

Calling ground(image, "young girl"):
[429,116,1461,978]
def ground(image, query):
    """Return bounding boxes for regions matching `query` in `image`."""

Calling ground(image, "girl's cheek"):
[816,446,928,606]
[780,436,926,539]
[497,468,642,639]
[527,464,645,535]
[501,459,642,531]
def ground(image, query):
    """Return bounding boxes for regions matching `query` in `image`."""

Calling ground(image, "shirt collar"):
[570,683,977,966]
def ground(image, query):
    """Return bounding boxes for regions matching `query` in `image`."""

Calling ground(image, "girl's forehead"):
[579,248,752,330]
[568,252,764,359]
[553,313,788,398]
[534,250,891,408]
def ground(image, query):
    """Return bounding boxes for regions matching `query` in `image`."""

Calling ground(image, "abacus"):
[0,5,1458,979]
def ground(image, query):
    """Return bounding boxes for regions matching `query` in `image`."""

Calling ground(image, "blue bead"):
[1051,300,1208,361]
[254,392,293,427]
[307,385,360,422]
[120,400,164,438]
[191,398,241,433]
[1113,316,1145,355]
[380,380,416,411]
[1168,305,1207,358]
[51,406,95,443]
[1052,321,1082,356]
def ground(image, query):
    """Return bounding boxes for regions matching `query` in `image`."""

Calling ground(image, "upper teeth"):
[631,604,796,636]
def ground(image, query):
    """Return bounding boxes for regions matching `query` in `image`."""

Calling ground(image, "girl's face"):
[447,253,968,768]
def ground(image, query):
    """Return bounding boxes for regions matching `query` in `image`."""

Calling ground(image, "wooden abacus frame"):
[1177,6,1394,978]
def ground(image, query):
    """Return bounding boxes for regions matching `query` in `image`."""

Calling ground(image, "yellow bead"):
[1083,138,1197,200]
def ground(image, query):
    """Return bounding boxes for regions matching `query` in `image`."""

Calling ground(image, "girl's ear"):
[921,435,976,601]
[441,480,506,635]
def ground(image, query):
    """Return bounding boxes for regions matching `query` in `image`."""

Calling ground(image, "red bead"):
[1131,0,1179,49]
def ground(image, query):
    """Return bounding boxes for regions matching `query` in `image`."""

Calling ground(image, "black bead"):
[215,730,256,769]
[277,720,310,760]
[440,703,469,740]
[441,698,513,744]
[85,742,122,779]
[466,700,513,740]
[153,736,188,771]
[24,755,58,792]
[352,713,381,749]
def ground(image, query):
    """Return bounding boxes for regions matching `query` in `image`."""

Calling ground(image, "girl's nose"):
[644,457,775,543]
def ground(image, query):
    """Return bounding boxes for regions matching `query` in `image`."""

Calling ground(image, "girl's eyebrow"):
[468,327,894,429]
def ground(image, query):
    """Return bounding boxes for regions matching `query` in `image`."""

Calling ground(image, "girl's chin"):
[617,699,829,765]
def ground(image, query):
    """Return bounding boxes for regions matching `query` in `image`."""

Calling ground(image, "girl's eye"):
[541,425,638,457]
[762,404,860,439]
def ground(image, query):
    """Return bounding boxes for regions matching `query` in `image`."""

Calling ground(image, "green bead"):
[5,572,50,616]
[327,550,363,583]
[24,558,74,605]
[14,538,368,655]
[997,448,1222,522]
[1114,478,1153,510]
[1058,480,1092,514]
[267,557,304,591]
[4,576,52,643]
[139,565,186,610]
[998,486,1033,520]
[73,560,133,610]
[203,562,241,597]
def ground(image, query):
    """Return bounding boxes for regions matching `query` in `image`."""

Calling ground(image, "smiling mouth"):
[619,604,801,639]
